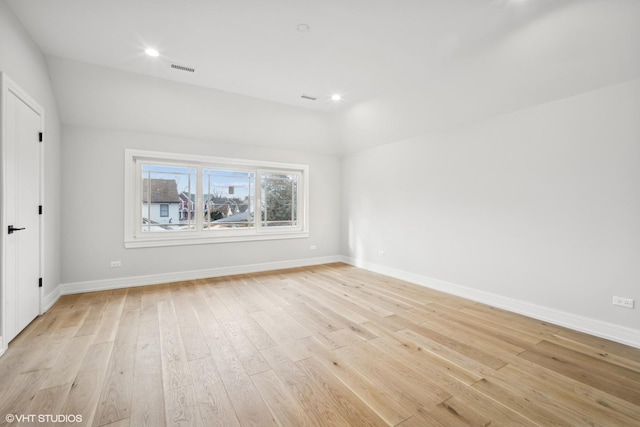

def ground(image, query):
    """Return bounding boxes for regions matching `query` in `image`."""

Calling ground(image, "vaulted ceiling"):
[6,0,640,150]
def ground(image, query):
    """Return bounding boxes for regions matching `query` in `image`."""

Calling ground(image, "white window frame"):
[124,149,309,248]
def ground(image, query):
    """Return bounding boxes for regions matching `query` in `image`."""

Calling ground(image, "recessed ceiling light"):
[145,48,160,57]
[297,24,310,32]
[331,94,342,101]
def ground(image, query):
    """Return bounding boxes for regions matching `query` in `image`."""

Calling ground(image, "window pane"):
[141,164,196,232]
[261,172,298,227]
[203,169,255,230]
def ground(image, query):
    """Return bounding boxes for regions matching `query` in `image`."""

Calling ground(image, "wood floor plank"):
[545,333,640,373]
[334,339,452,410]
[189,357,241,427]
[60,341,114,427]
[250,369,315,426]
[0,346,35,399]
[552,327,640,361]
[171,284,210,361]
[0,263,638,427]
[158,301,192,392]
[0,369,50,421]
[75,301,107,337]
[41,334,94,389]
[130,317,166,427]
[20,326,77,374]
[234,315,277,350]
[219,316,271,376]
[304,274,396,318]
[259,345,356,426]
[502,358,640,423]
[202,320,277,426]
[296,356,389,426]
[367,333,483,387]
[165,384,204,427]
[242,274,291,308]
[280,303,347,350]
[234,275,280,312]
[9,309,69,349]
[299,338,413,425]
[429,396,493,426]
[250,309,312,342]
[518,340,640,405]
[317,266,433,310]
[289,275,375,324]
[420,312,526,358]
[456,305,552,344]
[396,410,449,427]
[285,285,379,341]
[201,283,234,321]
[442,309,543,348]
[471,375,575,426]
[25,383,72,420]
[93,327,138,425]
[406,321,508,370]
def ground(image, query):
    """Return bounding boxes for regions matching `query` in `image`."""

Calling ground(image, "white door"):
[2,77,42,345]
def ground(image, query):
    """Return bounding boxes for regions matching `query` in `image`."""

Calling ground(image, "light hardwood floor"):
[1,263,639,426]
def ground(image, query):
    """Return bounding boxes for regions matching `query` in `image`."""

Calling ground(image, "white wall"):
[62,126,340,285]
[334,0,640,153]
[0,1,62,307]
[47,56,339,155]
[53,60,341,287]
[342,78,640,343]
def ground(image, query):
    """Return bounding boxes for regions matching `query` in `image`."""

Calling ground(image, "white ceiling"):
[5,0,602,112]
[5,0,640,152]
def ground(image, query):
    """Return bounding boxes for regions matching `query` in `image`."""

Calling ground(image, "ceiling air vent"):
[170,63,196,73]
[301,94,317,101]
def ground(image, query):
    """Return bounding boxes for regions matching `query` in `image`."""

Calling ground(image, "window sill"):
[124,230,310,248]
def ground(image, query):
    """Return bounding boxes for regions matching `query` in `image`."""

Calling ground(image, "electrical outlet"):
[378,250,385,257]
[110,260,122,268]
[612,296,634,309]
[310,245,317,250]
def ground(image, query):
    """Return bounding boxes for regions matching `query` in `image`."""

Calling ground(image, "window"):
[261,172,298,227]
[125,150,309,247]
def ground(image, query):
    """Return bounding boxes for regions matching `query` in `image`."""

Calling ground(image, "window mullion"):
[196,165,204,233]
[291,174,295,225]
[256,170,262,232]
[298,172,303,228]
[135,159,142,236]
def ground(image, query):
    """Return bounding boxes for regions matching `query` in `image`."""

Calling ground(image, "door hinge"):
[39,278,43,288]
[39,205,43,215]
[39,132,43,142]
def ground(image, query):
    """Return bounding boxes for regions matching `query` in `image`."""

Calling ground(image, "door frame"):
[0,72,45,355]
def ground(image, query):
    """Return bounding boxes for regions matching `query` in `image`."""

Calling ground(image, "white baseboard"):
[341,256,640,349]
[58,255,342,296]
[43,286,61,313]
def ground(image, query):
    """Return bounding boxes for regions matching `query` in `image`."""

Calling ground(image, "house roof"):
[180,192,196,202]
[213,211,253,223]
[142,179,179,203]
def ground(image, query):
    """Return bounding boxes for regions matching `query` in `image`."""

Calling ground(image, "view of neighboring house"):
[178,192,251,225]
[142,178,180,224]
[178,191,196,221]
[205,196,243,221]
